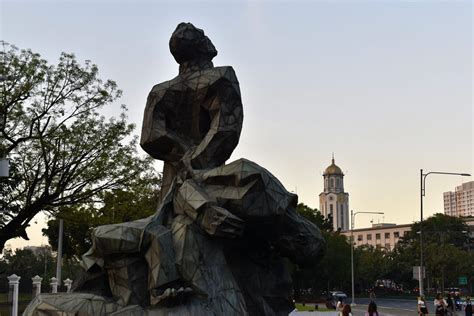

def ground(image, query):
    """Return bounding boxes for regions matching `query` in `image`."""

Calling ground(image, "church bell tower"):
[319,155,349,231]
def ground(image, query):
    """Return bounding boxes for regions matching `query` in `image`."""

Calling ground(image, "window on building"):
[385,232,390,239]
[330,178,334,188]
[367,234,372,241]
[330,204,333,213]
[394,232,399,238]
[336,178,340,187]
[385,243,391,250]
[376,233,381,240]
[357,235,363,241]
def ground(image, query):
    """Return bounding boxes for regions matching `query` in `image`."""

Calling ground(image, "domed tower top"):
[322,154,345,194]
[323,156,344,176]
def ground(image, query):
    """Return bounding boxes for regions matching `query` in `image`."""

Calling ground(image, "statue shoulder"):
[213,66,238,82]
[149,80,174,95]
[146,78,184,103]
[146,66,240,101]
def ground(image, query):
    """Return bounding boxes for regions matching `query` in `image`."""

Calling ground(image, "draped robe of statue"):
[23,22,325,316]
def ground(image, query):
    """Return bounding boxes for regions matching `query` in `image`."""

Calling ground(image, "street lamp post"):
[419,169,470,297]
[350,210,384,306]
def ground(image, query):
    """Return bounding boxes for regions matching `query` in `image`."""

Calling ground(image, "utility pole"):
[419,170,470,297]
[56,219,63,286]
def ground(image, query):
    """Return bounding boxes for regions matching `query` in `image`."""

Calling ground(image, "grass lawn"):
[0,292,32,315]
[0,292,32,303]
[295,303,333,312]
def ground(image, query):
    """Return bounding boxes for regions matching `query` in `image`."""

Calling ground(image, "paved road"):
[295,298,465,316]
[351,298,465,316]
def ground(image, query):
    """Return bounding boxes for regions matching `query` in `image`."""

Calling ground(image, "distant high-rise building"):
[319,156,349,231]
[443,181,474,217]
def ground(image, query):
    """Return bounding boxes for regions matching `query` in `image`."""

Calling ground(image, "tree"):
[296,203,333,232]
[0,246,57,293]
[424,242,473,291]
[0,43,155,251]
[390,213,472,292]
[400,213,469,249]
[292,204,353,299]
[42,170,161,258]
[354,245,390,292]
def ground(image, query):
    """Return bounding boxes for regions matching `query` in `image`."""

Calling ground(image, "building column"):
[64,278,73,293]
[50,277,58,293]
[8,274,21,316]
[32,275,43,298]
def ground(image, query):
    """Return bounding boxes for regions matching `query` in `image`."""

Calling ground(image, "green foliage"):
[400,213,469,249]
[292,208,472,298]
[354,245,390,291]
[43,170,161,258]
[293,230,351,299]
[0,42,156,251]
[296,203,333,232]
[388,214,472,292]
[293,204,351,298]
[0,246,59,293]
[294,303,331,311]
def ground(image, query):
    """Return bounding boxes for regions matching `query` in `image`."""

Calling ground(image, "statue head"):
[169,22,217,64]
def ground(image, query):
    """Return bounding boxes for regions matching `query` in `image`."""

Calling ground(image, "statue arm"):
[174,179,244,238]
[140,83,191,162]
[189,67,243,169]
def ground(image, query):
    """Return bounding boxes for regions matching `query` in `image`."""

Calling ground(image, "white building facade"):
[341,223,412,251]
[319,157,349,231]
[443,181,474,217]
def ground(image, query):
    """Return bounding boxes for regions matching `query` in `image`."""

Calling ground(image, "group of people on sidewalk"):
[335,293,379,316]
[417,294,472,316]
[325,290,472,316]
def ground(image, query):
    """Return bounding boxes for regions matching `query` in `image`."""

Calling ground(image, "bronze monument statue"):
[24,22,325,316]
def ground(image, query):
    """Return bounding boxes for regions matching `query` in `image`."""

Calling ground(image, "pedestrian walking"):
[455,292,462,311]
[336,297,344,312]
[465,296,473,316]
[418,296,429,315]
[340,304,352,316]
[365,301,379,316]
[435,293,447,316]
[369,289,376,302]
[446,293,454,316]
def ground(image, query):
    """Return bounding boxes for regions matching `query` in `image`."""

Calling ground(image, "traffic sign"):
[459,276,468,285]
[413,266,425,280]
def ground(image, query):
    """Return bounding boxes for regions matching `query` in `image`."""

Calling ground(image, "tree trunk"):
[0,198,50,252]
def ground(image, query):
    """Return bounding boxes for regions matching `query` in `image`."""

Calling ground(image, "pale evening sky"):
[1,0,472,249]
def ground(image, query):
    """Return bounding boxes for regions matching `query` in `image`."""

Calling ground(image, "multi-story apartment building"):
[444,181,474,217]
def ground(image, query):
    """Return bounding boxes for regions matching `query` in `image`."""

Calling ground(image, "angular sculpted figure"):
[24,23,325,316]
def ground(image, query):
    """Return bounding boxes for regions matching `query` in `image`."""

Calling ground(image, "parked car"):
[445,287,462,295]
[331,291,347,300]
